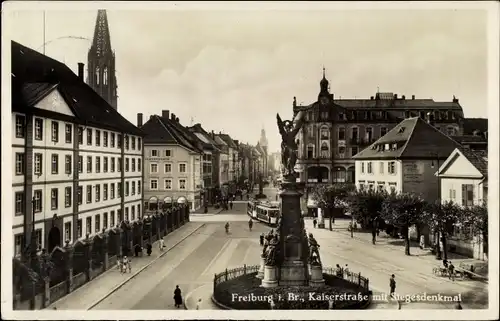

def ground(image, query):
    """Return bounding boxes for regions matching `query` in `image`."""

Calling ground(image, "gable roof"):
[188,124,221,152]
[11,41,142,136]
[353,117,462,160]
[437,147,488,178]
[217,133,238,149]
[141,115,202,153]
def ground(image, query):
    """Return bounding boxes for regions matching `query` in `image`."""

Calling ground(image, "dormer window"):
[392,143,398,150]
[398,127,405,133]
[338,112,345,120]
[384,144,390,151]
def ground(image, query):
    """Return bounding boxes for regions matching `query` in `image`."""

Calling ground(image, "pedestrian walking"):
[335,264,343,277]
[146,243,152,256]
[389,274,396,298]
[344,264,350,277]
[419,235,425,249]
[313,219,317,228]
[259,233,264,246]
[159,239,165,251]
[248,219,253,231]
[127,258,132,273]
[448,261,455,281]
[173,285,183,308]
[196,298,202,310]
[230,201,233,210]
[121,256,129,273]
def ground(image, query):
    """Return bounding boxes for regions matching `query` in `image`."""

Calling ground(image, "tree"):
[347,189,387,229]
[424,200,464,260]
[380,192,425,255]
[311,183,354,230]
[463,201,488,258]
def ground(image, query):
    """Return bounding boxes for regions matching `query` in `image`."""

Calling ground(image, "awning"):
[164,196,173,203]
[177,196,187,204]
[149,196,158,203]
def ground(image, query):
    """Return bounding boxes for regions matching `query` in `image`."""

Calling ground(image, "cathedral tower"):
[87,10,118,110]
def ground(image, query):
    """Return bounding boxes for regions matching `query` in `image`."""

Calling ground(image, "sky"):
[3,2,490,152]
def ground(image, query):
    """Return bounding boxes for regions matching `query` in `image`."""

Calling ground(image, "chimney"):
[211,130,215,139]
[77,63,84,81]
[175,117,179,122]
[162,110,170,119]
[402,95,406,100]
[137,113,143,127]
[411,95,415,100]
[370,96,374,100]
[394,94,398,99]
[171,113,175,120]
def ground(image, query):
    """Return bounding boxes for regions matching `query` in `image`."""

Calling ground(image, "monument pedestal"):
[257,256,265,279]
[309,264,325,287]
[279,260,308,286]
[261,266,278,288]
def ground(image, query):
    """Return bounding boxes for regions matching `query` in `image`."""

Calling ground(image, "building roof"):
[462,118,487,135]
[11,41,142,135]
[216,133,238,149]
[141,115,203,153]
[188,124,221,152]
[451,135,487,144]
[353,117,462,160]
[437,147,488,178]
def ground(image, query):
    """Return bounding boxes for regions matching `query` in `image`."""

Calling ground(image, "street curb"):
[87,223,206,310]
[183,283,212,310]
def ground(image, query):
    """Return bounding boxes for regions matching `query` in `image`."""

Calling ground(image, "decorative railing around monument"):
[12,204,191,310]
[213,264,260,293]
[322,267,369,292]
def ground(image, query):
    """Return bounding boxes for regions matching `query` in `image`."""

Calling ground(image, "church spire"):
[87,9,118,110]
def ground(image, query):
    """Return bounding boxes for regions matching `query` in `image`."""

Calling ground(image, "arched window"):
[95,66,100,85]
[320,142,329,158]
[320,127,329,140]
[103,67,108,85]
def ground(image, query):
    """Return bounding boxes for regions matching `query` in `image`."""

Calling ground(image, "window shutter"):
[461,184,467,206]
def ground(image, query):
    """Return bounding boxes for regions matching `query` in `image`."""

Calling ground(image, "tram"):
[247,199,280,226]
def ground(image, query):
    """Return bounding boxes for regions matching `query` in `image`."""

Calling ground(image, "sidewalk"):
[47,222,205,310]
[184,283,218,310]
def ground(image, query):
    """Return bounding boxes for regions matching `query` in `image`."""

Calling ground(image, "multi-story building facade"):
[293,69,465,199]
[216,133,238,182]
[139,111,203,211]
[12,41,143,256]
[213,135,229,185]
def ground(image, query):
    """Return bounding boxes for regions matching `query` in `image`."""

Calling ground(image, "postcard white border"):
[1,1,499,320]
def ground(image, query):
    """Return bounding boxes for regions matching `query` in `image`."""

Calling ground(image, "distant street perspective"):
[8,5,491,314]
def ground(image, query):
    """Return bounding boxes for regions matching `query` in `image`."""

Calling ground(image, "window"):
[35,229,42,250]
[179,163,187,173]
[34,190,42,212]
[118,158,122,172]
[77,186,83,204]
[118,134,122,148]
[365,127,373,142]
[64,222,71,242]
[51,154,59,174]
[86,217,92,236]
[65,155,72,174]
[125,207,129,221]
[379,162,384,174]
[96,156,101,173]
[320,128,329,139]
[15,192,24,216]
[164,179,172,190]
[103,213,108,229]
[15,115,25,138]
[338,128,346,140]
[87,156,92,173]
[78,127,83,144]
[34,153,42,175]
[150,179,158,190]
[338,146,346,158]
[150,163,158,173]
[103,131,108,147]
[388,161,396,174]
[87,128,92,145]
[95,214,100,233]
[111,157,115,172]
[351,147,358,157]
[320,142,329,158]
[103,184,108,200]
[131,206,135,221]
[77,219,82,238]
[34,118,43,140]
[51,121,59,142]
[132,181,136,195]
[15,234,23,256]
[381,127,387,137]
[165,163,172,173]
[165,149,171,157]
[378,184,385,192]
[138,159,142,172]
[86,185,92,203]
[361,162,365,174]
[367,162,373,174]
[307,145,314,159]
[125,182,129,196]
[132,159,136,172]
[111,184,115,199]
[78,156,83,173]
[132,137,136,150]
[117,182,122,198]
[111,133,115,147]
[138,138,142,151]
[125,136,129,150]
[118,209,123,222]
[389,184,397,193]
[462,184,474,206]
[138,181,141,194]
[15,153,24,175]
[179,179,186,190]
[103,157,108,172]
[110,211,115,227]
[65,187,71,207]
[95,184,100,202]
[95,130,101,146]
[351,127,358,141]
[125,158,130,172]
[151,149,159,157]
[137,204,141,219]
[51,188,58,209]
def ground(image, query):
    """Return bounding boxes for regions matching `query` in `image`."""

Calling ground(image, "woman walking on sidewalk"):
[174,285,183,308]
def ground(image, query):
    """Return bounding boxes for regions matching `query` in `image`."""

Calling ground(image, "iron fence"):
[213,264,260,292]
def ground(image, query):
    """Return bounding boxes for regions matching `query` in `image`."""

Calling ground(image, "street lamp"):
[430,152,442,260]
